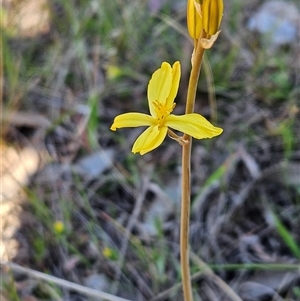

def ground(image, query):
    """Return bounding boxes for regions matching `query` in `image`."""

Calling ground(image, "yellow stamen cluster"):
[153,100,175,124]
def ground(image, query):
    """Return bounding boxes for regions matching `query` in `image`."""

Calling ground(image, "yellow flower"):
[110,61,223,155]
[53,221,64,234]
[102,247,118,260]
[102,247,113,258]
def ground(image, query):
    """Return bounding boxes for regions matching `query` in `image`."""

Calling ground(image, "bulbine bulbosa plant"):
[111,0,224,300]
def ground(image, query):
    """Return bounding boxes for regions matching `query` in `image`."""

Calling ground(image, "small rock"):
[84,274,109,291]
[139,182,174,236]
[247,0,300,47]
[74,149,115,178]
[238,281,278,301]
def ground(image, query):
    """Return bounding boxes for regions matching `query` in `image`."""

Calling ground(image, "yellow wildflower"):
[102,247,113,258]
[53,221,64,234]
[102,247,118,260]
[110,61,223,155]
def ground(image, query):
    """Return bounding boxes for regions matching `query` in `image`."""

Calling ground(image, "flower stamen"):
[153,100,176,123]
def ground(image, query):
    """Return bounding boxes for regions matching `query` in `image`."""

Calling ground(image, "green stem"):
[180,39,206,301]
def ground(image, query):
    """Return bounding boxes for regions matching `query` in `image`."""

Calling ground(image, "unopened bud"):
[187,0,203,39]
[202,0,223,35]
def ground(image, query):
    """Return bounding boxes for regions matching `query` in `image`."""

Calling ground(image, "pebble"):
[247,0,300,47]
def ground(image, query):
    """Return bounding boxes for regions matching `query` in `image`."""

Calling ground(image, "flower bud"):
[202,0,223,35]
[187,0,203,39]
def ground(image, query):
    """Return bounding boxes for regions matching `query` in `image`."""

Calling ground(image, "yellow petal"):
[110,113,154,131]
[132,125,168,155]
[165,114,223,139]
[202,0,223,35]
[165,61,181,108]
[187,0,203,39]
[194,0,203,15]
[147,62,173,117]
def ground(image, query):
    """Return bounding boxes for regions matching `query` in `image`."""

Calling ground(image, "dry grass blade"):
[149,255,243,301]
[1,261,132,301]
[111,173,151,294]
[190,253,243,301]
[149,281,182,301]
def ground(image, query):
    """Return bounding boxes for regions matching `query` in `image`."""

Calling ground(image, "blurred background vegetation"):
[1,0,300,300]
